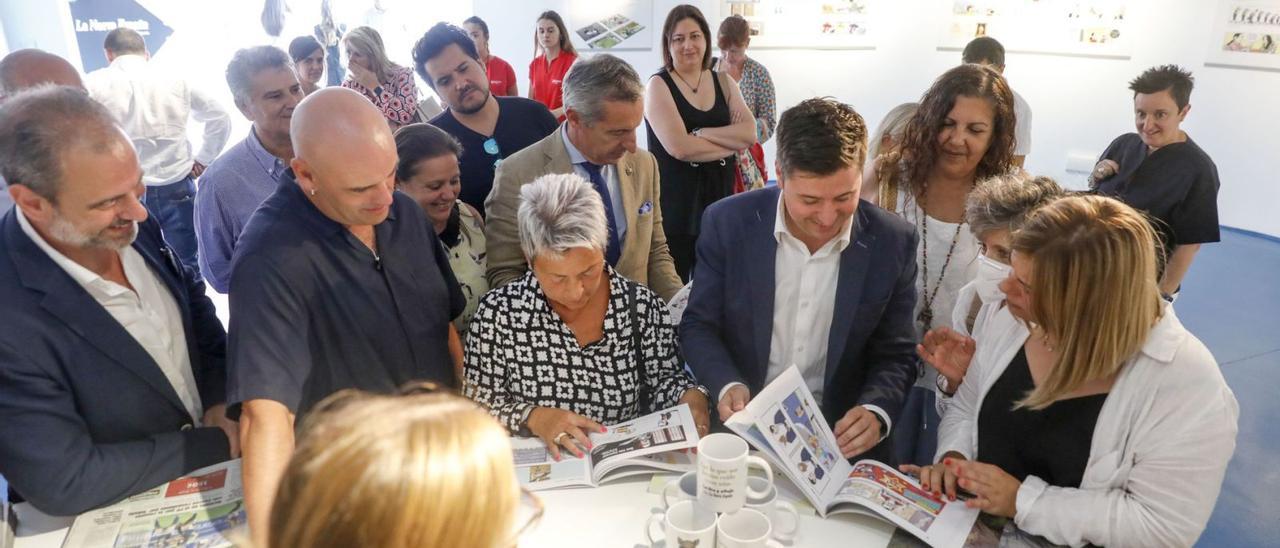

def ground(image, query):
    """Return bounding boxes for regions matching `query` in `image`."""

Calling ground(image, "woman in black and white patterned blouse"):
[464,173,710,459]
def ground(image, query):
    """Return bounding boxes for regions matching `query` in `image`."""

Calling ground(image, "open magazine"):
[725,367,979,548]
[513,404,701,491]
[61,460,244,548]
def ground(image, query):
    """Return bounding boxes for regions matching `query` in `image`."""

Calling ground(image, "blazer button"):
[181,423,194,431]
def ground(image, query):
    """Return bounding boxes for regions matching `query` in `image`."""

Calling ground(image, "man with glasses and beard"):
[0,86,235,516]
[413,23,558,218]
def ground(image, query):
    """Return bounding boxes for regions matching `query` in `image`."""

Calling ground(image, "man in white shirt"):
[86,28,231,276]
[682,98,919,463]
[962,37,1032,167]
[0,86,235,515]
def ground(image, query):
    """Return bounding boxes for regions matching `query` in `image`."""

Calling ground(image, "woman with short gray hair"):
[464,173,710,459]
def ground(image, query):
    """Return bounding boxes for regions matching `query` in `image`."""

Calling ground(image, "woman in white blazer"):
[903,195,1238,547]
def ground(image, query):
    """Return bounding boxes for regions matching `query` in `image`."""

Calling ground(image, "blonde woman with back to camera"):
[903,195,1238,547]
[268,384,540,547]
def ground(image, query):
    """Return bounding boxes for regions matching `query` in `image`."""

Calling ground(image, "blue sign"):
[68,0,173,72]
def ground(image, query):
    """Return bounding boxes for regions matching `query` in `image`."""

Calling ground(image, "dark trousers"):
[890,385,942,466]
[143,176,200,278]
[668,233,697,283]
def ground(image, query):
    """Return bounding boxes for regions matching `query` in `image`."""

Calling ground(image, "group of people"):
[0,3,1239,548]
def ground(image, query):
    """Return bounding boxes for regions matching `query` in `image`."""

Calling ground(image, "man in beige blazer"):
[485,54,682,301]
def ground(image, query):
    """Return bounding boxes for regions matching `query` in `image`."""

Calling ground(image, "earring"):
[309,188,316,196]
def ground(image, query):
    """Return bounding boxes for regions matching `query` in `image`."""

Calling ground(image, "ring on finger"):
[553,432,569,445]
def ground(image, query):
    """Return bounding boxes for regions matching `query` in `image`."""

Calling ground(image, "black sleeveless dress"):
[645,69,735,280]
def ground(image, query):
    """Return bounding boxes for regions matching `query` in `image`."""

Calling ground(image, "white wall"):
[473,0,1280,238]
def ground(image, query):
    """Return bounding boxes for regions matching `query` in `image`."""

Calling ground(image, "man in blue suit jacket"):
[682,98,918,463]
[0,87,235,516]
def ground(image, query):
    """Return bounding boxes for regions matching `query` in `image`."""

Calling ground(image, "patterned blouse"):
[443,201,487,337]
[738,57,777,143]
[341,65,419,126]
[463,268,699,433]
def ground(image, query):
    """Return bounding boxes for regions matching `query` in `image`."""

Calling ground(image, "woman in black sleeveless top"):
[645,5,757,280]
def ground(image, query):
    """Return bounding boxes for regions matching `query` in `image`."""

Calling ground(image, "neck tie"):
[581,161,621,266]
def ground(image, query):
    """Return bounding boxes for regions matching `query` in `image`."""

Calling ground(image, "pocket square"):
[638,200,653,215]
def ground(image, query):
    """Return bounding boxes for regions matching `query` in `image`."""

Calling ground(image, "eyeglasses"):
[509,487,545,543]
[484,137,503,168]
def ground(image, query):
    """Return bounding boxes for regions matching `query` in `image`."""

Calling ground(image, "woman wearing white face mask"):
[919,173,1063,405]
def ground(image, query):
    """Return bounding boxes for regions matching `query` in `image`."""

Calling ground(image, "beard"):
[453,85,491,115]
[48,211,138,251]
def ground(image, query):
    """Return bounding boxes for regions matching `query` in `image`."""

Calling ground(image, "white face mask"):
[973,254,1013,302]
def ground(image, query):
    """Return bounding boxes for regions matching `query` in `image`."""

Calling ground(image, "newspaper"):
[2,475,14,548]
[512,404,700,491]
[726,367,979,548]
[61,460,244,548]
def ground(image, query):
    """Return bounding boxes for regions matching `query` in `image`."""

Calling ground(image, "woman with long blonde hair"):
[341,25,420,128]
[904,195,1238,547]
[269,385,539,547]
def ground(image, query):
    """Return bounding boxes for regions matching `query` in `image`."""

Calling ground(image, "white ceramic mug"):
[697,433,774,513]
[661,471,698,509]
[717,507,784,548]
[743,476,800,542]
[644,500,717,548]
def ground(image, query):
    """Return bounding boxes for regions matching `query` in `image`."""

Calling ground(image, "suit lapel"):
[825,208,873,387]
[748,191,779,383]
[615,152,639,251]
[7,217,191,418]
[132,230,203,391]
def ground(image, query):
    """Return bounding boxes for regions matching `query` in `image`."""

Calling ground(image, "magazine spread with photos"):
[725,367,979,548]
[61,459,244,548]
[512,404,701,491]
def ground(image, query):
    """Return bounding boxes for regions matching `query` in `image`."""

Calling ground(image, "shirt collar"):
[772,190,853,253]
[1137,303,1185,363]
[15,208,127,294]
[247,127,288,179]
[560,123,592,167]
[110,54,147,71]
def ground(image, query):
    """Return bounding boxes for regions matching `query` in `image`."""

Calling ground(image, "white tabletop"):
[16,473,895,548]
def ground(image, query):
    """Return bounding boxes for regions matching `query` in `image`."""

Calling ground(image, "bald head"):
[0,49,84,97]
[289,87,398,228]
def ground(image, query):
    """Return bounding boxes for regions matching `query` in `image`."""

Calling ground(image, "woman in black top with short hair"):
[644,4,756,280]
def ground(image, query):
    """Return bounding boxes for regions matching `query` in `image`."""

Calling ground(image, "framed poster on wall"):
[717,0,878,50]
[568,0,654,51]
[938,0,1132,59]
[1206,1,1280,71]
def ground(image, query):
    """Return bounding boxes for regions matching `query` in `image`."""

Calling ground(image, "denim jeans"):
[143,176,200,279]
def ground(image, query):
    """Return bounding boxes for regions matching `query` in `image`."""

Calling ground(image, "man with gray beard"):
[0,86,235,516]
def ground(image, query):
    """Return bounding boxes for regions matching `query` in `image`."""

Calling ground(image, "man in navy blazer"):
[0,86,235,516]
[682,98,919,463]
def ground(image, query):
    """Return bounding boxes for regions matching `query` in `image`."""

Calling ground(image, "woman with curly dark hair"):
[872,63,1017,466]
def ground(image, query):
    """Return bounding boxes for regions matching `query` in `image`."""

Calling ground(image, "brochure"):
[61,460,244,548]
[725,367,979,548]
[512,404,701,491]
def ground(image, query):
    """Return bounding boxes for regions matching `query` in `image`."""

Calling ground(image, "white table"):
[16,474,895,548]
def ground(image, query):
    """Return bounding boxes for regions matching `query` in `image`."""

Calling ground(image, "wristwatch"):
[935,374,957,397]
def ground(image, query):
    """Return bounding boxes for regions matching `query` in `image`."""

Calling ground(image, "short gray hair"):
[226,45,294,108]
[867,102,918,162]
[0,85,120,201]
[518,173,608,260]
[966,172,1065,238]
[562,54,642,124]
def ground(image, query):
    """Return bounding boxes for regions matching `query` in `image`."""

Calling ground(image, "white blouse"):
[936,304,1239,547]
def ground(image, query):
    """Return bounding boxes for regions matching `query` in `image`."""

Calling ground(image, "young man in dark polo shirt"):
[227,88,463,545]
[412,23,558,217]
[1090,64,1220,300]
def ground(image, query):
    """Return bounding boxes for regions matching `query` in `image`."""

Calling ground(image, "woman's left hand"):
[679,388,711,436]
[946,459,1021,517]
[348,62,380,91]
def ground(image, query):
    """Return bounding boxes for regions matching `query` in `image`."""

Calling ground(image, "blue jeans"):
[143,176,200,279]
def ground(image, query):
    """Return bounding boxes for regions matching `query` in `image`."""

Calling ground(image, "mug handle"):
[661,479,681,510]
[743,455,774,499]
[644,512,664,547]
[771,500,800,543]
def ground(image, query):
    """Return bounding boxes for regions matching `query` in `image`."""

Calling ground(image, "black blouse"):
[463,268,699,433]
[977,347,1108,488]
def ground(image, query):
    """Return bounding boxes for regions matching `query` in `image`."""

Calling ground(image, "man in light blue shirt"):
[194,46,301,292]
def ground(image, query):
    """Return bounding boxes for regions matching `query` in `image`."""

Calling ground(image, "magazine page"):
[511,436,595,491]
[727,366,854,511]
[589,404,700,481]
[829,460,979,548]
[593,451,697,484]
[61,460,245,548]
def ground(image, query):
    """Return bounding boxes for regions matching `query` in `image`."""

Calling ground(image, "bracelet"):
[935,373,957,397]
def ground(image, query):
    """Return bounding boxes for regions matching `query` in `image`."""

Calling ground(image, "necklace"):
[672,68,703,93]
[915,184,967,329]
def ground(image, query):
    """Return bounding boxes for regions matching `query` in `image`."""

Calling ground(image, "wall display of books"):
[1207,1,1280,70]
[718,0,878,50]
[939,0,1132,58]
[569,0,655,51]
